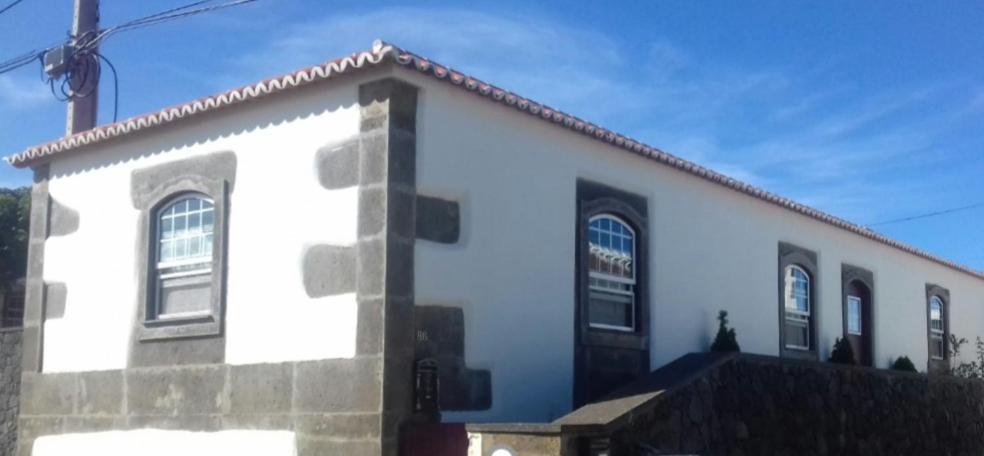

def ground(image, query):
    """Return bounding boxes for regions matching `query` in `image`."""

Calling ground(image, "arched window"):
[153,194,215,319]
[783,265,811,350]
[587,214,636,331]
[930,295,945,360]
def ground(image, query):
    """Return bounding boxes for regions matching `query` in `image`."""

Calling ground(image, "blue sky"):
[1,1,982,269]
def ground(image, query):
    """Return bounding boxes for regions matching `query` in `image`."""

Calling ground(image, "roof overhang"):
[6,40,983,281]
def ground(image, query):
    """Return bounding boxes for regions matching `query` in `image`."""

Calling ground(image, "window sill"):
[138,313,220,341]
[781,347,819,362]
[582,329,647,350]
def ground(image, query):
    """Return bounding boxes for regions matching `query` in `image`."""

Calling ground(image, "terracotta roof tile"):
[6,40,982,281]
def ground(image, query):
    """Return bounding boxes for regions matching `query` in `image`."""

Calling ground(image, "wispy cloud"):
[0,74,53,110]
[224,6,981,225]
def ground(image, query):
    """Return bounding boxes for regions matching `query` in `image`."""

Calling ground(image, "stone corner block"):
[228,362,293,415]
[293,358,381,413]
[125,365,226,416]
[302,244,357,299]
[415,195,459,244]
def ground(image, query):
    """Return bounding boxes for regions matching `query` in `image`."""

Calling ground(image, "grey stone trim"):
[126,365,227,416]
[78,370,124,416]
[127,336,225,368]
[19,372,76,416]
[130,151,237,208]
[316,139,359,190]
[130,152,234,348]
[302,245,357,298]
[574,179,650,408]
[415,195,460,244]
[357,77,418,456]
[413,305,492,411]
[17,359,386,455]
[43,282,67,320]
[926,283,951,373]
[228,363,293,415]
[47,197,79,237]
[21,165,50,373]
[294,358,382,413]
[778,242,820,361]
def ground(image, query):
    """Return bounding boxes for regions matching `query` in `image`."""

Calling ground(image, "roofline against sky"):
[6,39,983,281]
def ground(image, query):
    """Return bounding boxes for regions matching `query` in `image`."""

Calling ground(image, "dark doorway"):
[843,280,873,366]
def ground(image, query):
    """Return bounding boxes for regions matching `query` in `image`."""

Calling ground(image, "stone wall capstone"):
[612,354,984,456]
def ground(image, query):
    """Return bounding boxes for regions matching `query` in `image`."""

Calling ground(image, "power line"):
[0,0,258,76]
[83,0,259,52]
[0,0,26,17]
[94,52,118,123]
[867,202,984,227]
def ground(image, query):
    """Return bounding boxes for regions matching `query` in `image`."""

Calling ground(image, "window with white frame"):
[153,194,215,319]
[783,265,811,350]
[930,295,945,360]
[587,214,635,331]
[847,295,862,335]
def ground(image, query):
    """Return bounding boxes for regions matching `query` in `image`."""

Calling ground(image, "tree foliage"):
[890,356,918,373]
[829,337,856,365]
[947,334,984,379]
[710,310,741,352]
[0,187,30,292]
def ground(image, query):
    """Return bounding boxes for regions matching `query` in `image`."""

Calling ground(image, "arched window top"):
[157,193,215,266]
[930,295,945,332]
[784,265,810,314]
[588,214,635,282]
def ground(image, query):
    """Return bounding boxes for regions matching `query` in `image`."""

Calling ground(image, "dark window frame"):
[577,181,650,350]
[926,283,951,373]
[134,174,229,341]
[841,264,875,365]
[778,242,820,361]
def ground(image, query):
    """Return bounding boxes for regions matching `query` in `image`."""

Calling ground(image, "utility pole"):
[65,0,99,136]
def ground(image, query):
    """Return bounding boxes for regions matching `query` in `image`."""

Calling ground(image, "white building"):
[6,40,983,456]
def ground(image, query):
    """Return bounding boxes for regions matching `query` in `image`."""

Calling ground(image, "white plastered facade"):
[40,76,373,373]
[24,64,984,431]
[407,70,984,423]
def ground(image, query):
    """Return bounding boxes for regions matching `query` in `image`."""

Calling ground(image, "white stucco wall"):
[33,430,296,456]
[41,75,374,372]
[408,71,984,423]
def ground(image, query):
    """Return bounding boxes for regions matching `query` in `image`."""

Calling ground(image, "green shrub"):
[710,310,740,352]
[890,356,917,373]
[829,337,856,365]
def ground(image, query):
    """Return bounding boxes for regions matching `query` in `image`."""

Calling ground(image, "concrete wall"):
[407,69,984,423]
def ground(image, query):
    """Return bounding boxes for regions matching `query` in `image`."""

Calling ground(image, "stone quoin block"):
[293,358,382,413]
[302,244,357,298]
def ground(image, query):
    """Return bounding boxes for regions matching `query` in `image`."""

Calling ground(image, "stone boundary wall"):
[612,354,984,456]
[0,329,22,456]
